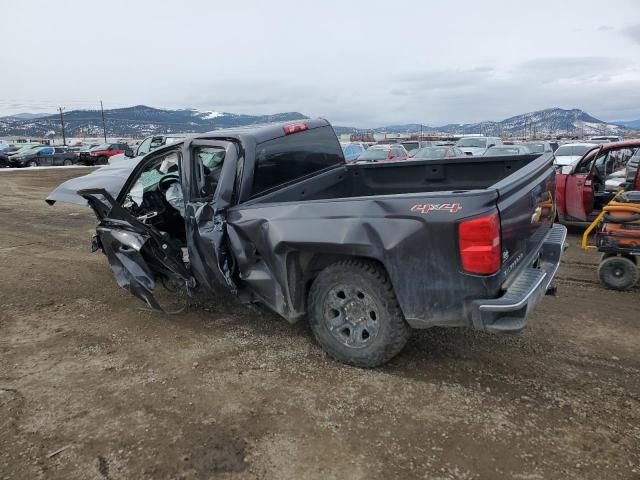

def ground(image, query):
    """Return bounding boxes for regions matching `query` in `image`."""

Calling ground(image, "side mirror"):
[125,148,135,158]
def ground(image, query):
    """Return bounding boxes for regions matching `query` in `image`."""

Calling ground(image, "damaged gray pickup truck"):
[48,119,567,367]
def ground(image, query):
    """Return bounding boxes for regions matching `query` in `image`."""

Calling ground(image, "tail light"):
[283,123,308,135]
[458,213,501,275]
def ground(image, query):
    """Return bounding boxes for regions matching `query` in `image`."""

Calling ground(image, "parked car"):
[590,135,623,143]
[6,144,44,157]
[48,119,566,368]
[127,135,187,159]
[78,143,129,165]
[483,145,533,156]
[9,146,78,167]
[98,135,190,165]
[0,151,10,168]
[553,143,595,171]
[340,142,367,162]
[354,144,408,163]
[400,141,433,156]
[455,136,503,156]
[523,141,554,154]
[9,141,43,151]
[411,146,465,159]
[555,140,640,225]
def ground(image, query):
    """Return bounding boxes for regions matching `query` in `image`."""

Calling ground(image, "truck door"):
[77,148,194,310]
[565,149,598,220]
[181,139,239,293]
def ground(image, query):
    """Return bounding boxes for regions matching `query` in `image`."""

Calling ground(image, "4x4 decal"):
[411,203,462,214]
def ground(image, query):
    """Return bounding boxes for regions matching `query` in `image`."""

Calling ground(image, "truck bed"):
[229,152,557,328]
[249,154,543,204]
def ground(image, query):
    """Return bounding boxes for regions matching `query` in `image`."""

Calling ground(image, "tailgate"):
[493,152,556,284]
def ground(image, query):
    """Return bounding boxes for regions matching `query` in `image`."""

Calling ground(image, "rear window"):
[401,142,419,150]
[524,143,545,153]
[252,126,344,197]
[358,149,389,161]
[414,147,447,158]
[555,145,592,157]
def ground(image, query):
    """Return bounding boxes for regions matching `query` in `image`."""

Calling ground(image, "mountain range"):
[0,106,308,138]
[339,108,635,137]
[0,105,637,138]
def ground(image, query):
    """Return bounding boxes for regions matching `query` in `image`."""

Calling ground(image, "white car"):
[553,143,595,170]
[455,136,502,156]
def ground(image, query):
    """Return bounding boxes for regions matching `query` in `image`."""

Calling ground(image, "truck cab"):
[555,140,640,224]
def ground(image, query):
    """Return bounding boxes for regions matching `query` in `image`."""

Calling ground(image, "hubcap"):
[324,285,380,348]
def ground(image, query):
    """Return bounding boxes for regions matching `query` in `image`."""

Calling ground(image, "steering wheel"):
[158,174,180,194]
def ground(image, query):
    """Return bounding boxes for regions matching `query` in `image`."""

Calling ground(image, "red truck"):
[555,140,640,225]
[78,143,129,166]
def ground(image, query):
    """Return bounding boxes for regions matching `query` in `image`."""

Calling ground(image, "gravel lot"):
[1,168,639,480]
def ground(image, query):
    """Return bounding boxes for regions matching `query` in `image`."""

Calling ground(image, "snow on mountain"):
[199,111,224,120]
[0,105,308,137]
[337,108,635,136]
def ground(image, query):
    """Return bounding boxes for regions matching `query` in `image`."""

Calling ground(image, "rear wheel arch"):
[285,252,390,315]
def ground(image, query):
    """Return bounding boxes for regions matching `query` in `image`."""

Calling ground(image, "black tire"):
[27,160,38,167]
[96,155,108,165]
[598,256,638,291]
[63,158,73,166]
[308,259,410,368]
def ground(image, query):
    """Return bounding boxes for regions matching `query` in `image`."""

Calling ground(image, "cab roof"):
[192,118,327,144]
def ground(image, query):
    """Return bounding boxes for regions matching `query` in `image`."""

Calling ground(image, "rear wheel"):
[598,256,638,291]
[27,160,38,167]
[308,260,410,368]
[63,158,73,166]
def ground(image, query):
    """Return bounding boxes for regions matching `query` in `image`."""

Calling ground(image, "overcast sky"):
[2,0,639,126]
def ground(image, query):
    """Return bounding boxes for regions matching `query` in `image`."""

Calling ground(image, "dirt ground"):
[1,168,639,480]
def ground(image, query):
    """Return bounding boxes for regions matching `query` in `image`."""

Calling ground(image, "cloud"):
[622,24,640,44]
[2,0,640,127]
[365,57,640,126]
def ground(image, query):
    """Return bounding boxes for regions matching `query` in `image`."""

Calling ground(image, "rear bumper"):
[470,223,567,334]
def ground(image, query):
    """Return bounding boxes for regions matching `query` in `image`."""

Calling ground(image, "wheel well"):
[287,252,388,315]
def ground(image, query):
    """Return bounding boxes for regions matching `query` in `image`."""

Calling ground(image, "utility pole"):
[100,100,107,142]
[58,107,66,146]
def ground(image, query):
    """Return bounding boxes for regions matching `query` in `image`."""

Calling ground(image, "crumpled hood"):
[46,156,141,205]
